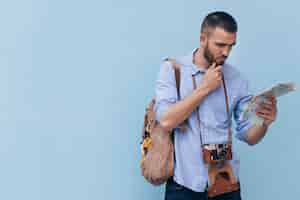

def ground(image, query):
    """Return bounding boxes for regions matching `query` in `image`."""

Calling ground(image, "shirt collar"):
[189,48,207,76]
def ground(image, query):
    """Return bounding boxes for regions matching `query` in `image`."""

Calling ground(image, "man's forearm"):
[245,124,269,145]
[160,85,211,131]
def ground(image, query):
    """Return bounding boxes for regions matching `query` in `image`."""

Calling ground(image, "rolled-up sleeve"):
[154,61,178,122]
[233,80,254,142]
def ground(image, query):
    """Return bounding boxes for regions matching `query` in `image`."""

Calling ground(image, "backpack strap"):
[165,58,181,100]
[142,59,182,141]
[164,58,188,132]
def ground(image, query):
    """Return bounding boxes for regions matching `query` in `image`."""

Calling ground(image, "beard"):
[203,44,227,66]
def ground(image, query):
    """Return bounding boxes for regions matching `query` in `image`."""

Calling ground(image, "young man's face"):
[201,27,237,65]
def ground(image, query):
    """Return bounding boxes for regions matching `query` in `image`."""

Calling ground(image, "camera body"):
[202,143,232,164]
[202,143,238,197]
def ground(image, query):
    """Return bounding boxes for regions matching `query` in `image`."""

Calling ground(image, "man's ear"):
[200,33,207,46]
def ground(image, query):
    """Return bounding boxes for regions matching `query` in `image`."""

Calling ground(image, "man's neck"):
[193,48,210,70]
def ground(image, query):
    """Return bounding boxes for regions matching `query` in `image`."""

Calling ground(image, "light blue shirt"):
[154,49,253,192]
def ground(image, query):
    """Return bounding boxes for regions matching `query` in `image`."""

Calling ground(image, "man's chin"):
[216,59,226,65]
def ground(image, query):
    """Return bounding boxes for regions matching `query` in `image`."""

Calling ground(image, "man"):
[154,11,277,200]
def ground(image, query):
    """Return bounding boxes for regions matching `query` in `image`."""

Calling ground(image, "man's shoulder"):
[160,51,193,69]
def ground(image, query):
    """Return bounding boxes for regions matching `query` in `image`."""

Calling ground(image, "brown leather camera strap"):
[192,75,204,146]
[192,72,232,145]
[221,74,232,144]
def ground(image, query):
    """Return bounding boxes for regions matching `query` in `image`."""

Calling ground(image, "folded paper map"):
[242,82,296,125]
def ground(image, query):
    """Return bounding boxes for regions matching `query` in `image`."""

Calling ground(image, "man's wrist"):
[196,84,211,96]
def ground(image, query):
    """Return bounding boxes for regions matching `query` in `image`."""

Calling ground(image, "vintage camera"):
[202,143,232,164]
[203,144,238,197]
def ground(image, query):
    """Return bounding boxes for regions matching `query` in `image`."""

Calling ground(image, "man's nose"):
[222,47,231,57]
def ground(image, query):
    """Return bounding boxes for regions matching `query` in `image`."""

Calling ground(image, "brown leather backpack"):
[140,59,185,185]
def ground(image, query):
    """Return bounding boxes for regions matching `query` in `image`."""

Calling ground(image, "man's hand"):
[201,63,222,92]
[256,96,277,127]
[244,96,277,145]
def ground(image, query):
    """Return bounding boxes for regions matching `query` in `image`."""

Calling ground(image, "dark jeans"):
[165,178,242,200]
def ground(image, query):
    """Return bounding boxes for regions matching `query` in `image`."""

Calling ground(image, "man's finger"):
[271,98,277,105]
[257,109,272,115]
[257,113,274,121]
[263,100,273,105]
[209,62,217,69]
[214,66,222,72]
[266,95,277,103]
[259,103,273,110]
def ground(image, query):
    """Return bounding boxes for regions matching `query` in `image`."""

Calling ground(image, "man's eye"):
[217,43,226,47]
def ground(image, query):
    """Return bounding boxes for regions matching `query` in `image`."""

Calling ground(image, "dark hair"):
[201,11,238,33]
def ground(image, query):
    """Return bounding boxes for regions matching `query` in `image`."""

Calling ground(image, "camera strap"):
[192,72,232,146]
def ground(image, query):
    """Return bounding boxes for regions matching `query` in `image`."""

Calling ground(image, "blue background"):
[0,0,299,199]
